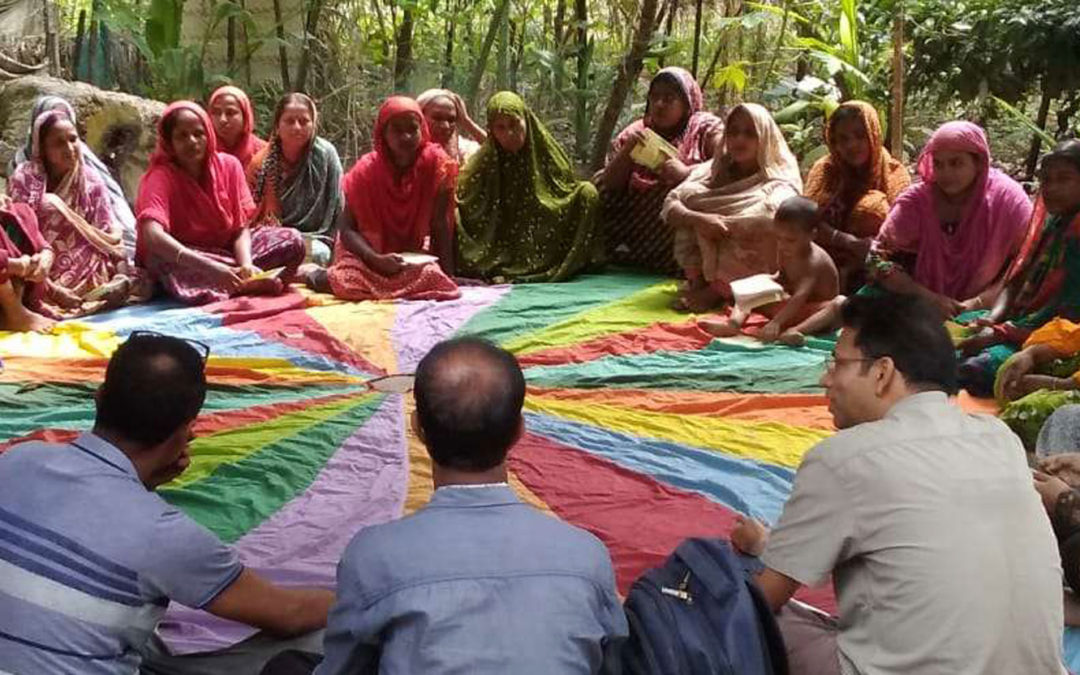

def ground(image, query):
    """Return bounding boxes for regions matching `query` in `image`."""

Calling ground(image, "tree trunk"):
[240,0,252,86]
[441,0,459,87]
[271,0,292,89]
[588,0,660,171]
[1057,90,1079,138]
[553,0,567,93]
[73,9,86,79]
[510,17,526,92]
[296,0,325,92]
[496,1,510,89]
[887,2,905,157]
[659,0,676,68]
[371,0,391,61]
[691,0,704,78]
[393,7,415,91]
[43,0,59,76]
[1025,86,1055,180]
[466,0,513,110]
[573,0,589,158]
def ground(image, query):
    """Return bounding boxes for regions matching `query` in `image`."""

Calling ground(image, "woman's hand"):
[369,253,407,278]
[26,250,53,283]
[6,255,31,278]
[695,213,730,239]
[957,327,997,356]
[997,350,1038,400]
[206,260,243,293]
[1034,470,1073,513]
[926,291,963,320]
[1038,454,1080,488]
[237,264,261,281]
[658,158,691,186]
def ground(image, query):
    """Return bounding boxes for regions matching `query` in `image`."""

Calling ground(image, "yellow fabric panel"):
[525,397,830,468]
[0,322,120,358]
[306,302,399,374]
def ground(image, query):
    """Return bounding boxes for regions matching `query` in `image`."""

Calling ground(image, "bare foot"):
[305,267,332,293]
[6,306,55,333]
[698,317,741,337]
[778,329,806,347]
[238,277,284,296]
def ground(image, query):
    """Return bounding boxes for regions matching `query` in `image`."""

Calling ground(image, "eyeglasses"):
[824,355,877,372]
[128,330,211,365]
[365,373,415,394]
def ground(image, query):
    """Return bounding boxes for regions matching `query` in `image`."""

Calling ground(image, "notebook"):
[629,128,679,171]
[730,273,786,313]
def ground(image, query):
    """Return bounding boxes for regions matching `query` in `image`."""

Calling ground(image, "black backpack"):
[620,538,789,675]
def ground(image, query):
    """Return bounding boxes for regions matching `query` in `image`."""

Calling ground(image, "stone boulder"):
[0,76,165,202]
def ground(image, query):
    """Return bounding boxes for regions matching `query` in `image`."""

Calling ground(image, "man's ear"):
[411,409,426,443]
[511,415,525,446]
[873,356,898,398]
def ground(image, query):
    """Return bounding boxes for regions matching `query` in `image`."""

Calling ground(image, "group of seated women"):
[2,72,1080,406]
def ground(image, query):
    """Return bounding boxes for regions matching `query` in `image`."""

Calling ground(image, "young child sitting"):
[699,195,839,342]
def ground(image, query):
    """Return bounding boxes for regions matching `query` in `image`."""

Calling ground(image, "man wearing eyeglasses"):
[730,293,1065,675]
[0,332,334,674]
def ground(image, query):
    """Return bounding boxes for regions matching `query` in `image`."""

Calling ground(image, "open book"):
[630,128,679,171]
[730,273,787,314]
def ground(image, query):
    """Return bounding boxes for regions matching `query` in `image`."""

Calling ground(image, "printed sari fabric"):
[956,200,1080,396]
[135,101,303,305]
[248,94,344,266]
[870,121,1033,301]
[601,67,723,274]
[663,102,802,294]
[0,202,48,312]
[327,96,460,302]
[7,110,145,319]
[12,95,139,257]
[208,86,268,171]
[457,91,601,283]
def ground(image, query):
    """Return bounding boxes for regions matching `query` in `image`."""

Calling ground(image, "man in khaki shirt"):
[732,293,1066,675]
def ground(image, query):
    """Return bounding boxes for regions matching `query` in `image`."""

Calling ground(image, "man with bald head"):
[314,337,627,675]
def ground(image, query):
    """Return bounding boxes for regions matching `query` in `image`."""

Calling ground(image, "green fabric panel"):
[524,340,831,393]
[456,272,663,346]
[169,393,376,488]
[506,281,685,355]
[159,395,383,543]
[0,381,361,443]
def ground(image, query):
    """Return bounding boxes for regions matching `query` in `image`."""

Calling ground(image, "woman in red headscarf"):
[306,96,460,301]
[135,101,304,305]
[208,86,267,171]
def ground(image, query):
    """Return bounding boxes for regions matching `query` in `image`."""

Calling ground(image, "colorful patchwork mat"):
[0,272,1074,667]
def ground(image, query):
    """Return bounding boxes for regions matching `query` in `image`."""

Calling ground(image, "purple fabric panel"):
[391,285,510,371]
[157,394,408,655]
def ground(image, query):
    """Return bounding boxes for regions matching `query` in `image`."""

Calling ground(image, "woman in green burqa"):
[457,91,601,282]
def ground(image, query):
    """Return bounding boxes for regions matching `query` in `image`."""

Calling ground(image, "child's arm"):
[764,254,834,340]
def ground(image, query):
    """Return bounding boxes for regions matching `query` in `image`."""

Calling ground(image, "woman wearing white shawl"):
[663,103,803,312]
[415,88,487,164]
[11,95,138,259]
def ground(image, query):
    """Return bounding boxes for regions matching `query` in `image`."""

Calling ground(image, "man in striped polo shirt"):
[0,332,334,673]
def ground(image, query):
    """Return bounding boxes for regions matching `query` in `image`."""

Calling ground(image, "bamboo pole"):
[888,1,905,158]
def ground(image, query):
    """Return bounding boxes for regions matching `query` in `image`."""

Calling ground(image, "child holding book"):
[700,195,839,342]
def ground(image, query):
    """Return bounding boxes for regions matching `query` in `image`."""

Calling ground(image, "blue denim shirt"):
[315,485,628,674]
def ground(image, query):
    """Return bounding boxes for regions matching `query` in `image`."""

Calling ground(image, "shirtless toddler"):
[700,196,839,342]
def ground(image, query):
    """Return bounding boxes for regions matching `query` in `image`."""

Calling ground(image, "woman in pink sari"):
[208,86,267,172]
[7,110,147,319]
[136,101,304,305]
[869,121,1033,316]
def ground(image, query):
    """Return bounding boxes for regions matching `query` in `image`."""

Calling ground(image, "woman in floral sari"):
[11,95,139,257]
[598,67,723,274]
[136,101,304,305]
[248,93,343,268]
[7,110,147,319]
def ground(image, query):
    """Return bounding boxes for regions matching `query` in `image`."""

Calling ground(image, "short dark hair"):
[775,195,819,232]
[96,334,208,446]
[414,338,526,472]
[840,293,958,395]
